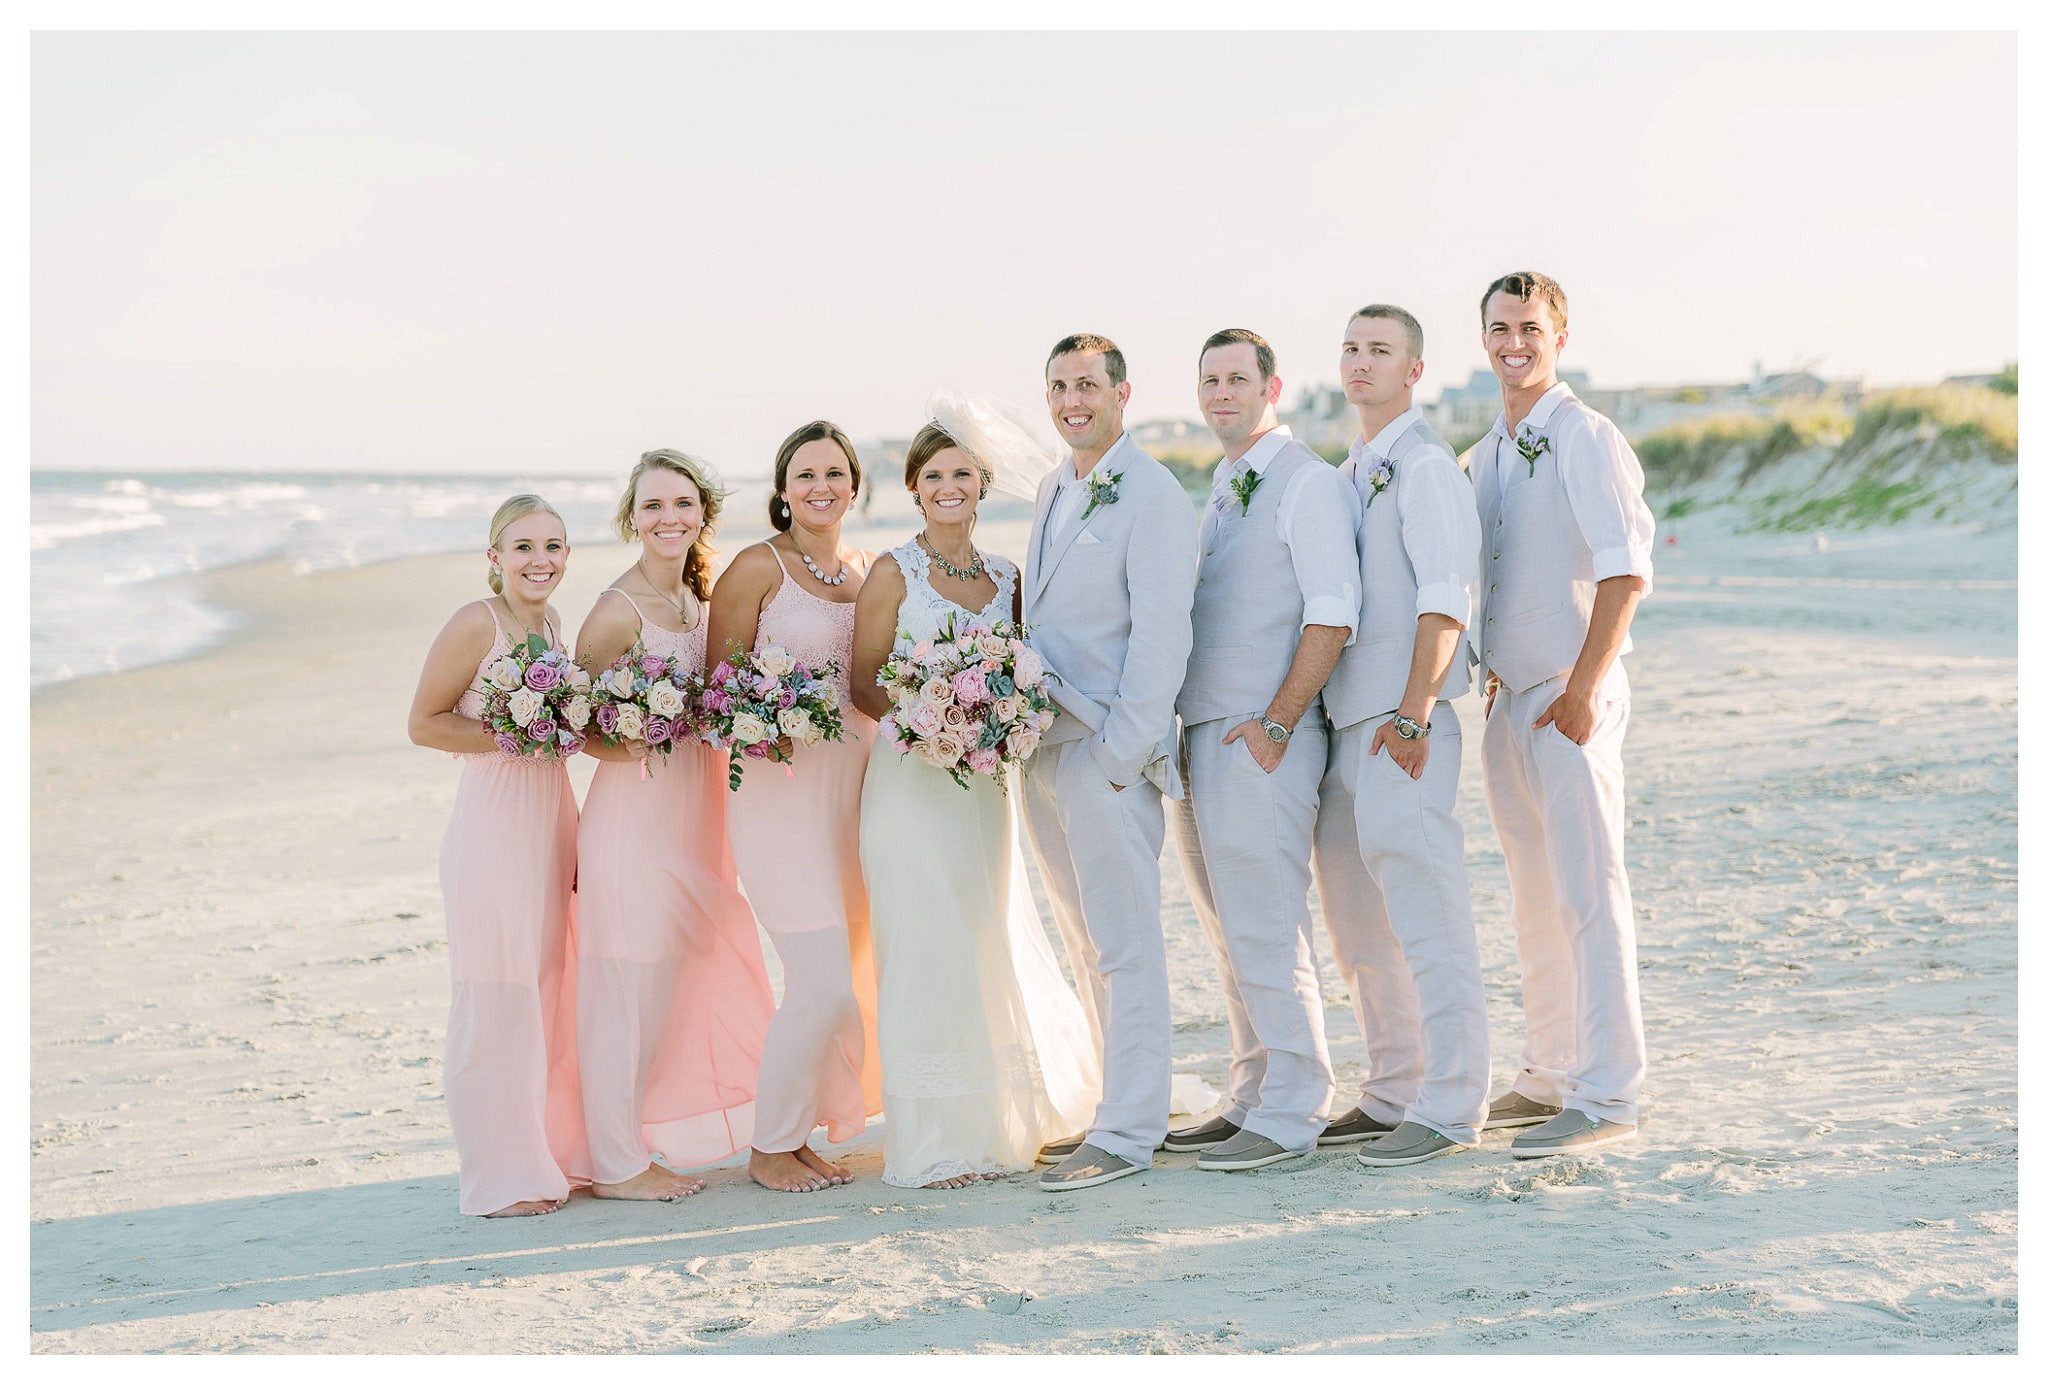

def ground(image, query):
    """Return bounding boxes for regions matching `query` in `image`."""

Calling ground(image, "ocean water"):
[29,471,711,689]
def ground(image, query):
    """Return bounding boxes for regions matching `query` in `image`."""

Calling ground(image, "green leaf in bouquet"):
[524,632,549,658]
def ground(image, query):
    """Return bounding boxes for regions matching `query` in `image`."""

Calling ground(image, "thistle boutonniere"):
[1363,456,1394,508]
[1514,429,1551,477]
[1227,467,1263,515]
[1081,469,1123,520]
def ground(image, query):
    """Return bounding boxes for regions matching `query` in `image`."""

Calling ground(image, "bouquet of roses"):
[479,633,593,759]
[697,643,846,790]
[586,643,703,767]
[874,615,1058,791]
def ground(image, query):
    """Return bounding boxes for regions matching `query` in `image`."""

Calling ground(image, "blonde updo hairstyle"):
[614,448,726,601]
[487,493,566,595]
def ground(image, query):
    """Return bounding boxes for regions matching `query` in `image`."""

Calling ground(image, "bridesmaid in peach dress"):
[575,450,775,1201]
[707,420,882,1194]
[406,495,588,1217]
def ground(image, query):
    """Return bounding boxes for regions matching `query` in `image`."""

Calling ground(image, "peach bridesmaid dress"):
[726,547,882,1154]
[577,594,775,1181]
[440,603,588,1215]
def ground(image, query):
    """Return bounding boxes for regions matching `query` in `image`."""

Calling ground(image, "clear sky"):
[30,29,2017,478]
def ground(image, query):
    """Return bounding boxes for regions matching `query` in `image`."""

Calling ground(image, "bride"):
[850,409,1101,1189]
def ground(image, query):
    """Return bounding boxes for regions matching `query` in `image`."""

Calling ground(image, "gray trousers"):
[1020,736,1171,1165]
[1171,710,1334,1151]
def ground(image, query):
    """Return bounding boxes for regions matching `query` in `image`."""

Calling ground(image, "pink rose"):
[1008,727,1041,760]
[907,702,945,740]
[965,747,1000,775]
[952,668,991,707]
[640,655,667,677]
[1013,647,1045,688]
[743,741,771,759]
[494,731,521,755]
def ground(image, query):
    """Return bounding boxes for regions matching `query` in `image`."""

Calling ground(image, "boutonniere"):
[1227,468,1263,515]
[1513,430,1551,477]
[1363,457,1394,508]
[1081,469,1123,520]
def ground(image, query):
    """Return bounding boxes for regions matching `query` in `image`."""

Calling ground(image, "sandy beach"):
[29,494,2017,1354]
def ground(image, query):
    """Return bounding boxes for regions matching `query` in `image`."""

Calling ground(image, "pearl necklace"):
[919,532,986,582]
[793,541,848,586]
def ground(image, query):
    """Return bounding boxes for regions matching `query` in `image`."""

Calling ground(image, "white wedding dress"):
[857,540,1102,1187]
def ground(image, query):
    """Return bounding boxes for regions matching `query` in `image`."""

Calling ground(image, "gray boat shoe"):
[1196,1129,1311,1172]
[1354,1121,1472,1168]
[1035,1132,1088,1164]
[1317,1107,1401,1146]
[1161,1114,1242,1153]
[1509,1108,1638,1158]
[1483,1091,1564,1130]
[1039,1143,1145,1190]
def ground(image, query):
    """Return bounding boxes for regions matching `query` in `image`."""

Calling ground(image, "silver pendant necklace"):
[920,532,986,582]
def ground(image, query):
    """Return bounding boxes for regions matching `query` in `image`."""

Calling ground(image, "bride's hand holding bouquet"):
[876,615,1057,791]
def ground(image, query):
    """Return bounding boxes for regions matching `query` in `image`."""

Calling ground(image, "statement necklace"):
[920,532,986,582]
[791,539,848,586]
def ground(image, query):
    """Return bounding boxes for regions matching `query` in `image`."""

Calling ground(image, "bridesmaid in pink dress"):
[575,450,775,1201]
[406,495,588,1217]
[707,420,882,1193]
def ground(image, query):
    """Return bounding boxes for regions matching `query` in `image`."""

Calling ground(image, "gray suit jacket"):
[1024,432,1199,796]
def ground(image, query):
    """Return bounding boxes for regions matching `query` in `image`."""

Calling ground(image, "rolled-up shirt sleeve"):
[1397,445,1480,627]
[1558,414,1657,594]
[1276,462,1361,638]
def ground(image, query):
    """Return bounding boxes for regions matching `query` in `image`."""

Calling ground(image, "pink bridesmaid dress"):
[440,603,589,1215]
[726,546,882,1154]
[577,594,776,1180]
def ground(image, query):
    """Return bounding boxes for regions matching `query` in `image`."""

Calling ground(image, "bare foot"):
[750,1148,828,1192]
[483,1198,563,1218]
[794,1145,852,1185]
[592,1164,703,1201]
[924,1173,981,1189]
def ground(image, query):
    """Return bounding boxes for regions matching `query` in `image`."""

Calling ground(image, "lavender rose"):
[527,715,558,743]
[596,702,621,736]
[524,659,565,692]
[644,716,674,746]
[494,731,522,755]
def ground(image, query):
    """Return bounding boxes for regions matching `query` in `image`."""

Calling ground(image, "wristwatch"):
[1392,713,1431,740]
[1258,713,1292,744]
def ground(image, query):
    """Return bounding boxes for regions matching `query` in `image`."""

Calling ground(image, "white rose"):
[778,707,813,740]
[615,705,645,741]
[565,665,592,691]
[604,665,637,698]
[731,711,770,745]
[929,730,966,767]
[994,694,1023,724]
[1013,647,1045,688]
[563,695,592,730]
[800,722,825,748]
[755,645,795,679]
[920,677,954,707]
[507,687,544,727]
[486,657,524,692]
[646,680,687,717]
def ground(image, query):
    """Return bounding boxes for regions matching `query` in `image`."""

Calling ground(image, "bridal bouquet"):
[586,643,702,765]
[875,616,1057,791]
[698,643,846,790]
[480,633,593,759]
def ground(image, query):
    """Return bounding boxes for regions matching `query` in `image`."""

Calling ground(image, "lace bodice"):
[889,539,1017,650]
[756,545,861,702]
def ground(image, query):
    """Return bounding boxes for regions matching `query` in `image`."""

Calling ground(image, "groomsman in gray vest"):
[1022,333,1200,1190]
[1471,271,1656,1157]
[1167,328,1360,1172]
[1311,304,1490,1167]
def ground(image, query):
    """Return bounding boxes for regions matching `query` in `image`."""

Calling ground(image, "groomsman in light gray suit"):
[1310,304,1490,1168]
[1021,333,1200,1191]
[1471,271,1655,1158]
[1168,329,1360,1172]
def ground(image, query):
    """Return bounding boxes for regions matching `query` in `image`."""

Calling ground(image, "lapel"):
[1031,434,1128,604]
[1024,468,1056,605]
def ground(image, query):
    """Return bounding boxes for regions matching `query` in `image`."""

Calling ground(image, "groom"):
[1021,332,1199,1190]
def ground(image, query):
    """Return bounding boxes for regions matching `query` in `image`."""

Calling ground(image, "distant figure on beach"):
[573,450,776,1203]
[1019,333,1198,1191]
[1167,328,1357,1174]
[405,494,588,1216]
[706,421,883,1194]
[1469,271,1657,1157]
[1312,304,1492,1169]
[849,417,1100,1189]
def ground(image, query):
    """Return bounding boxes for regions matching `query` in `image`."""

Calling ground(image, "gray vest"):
[1475,396,1639,693]
[1323,420,1474,729]
[1176,439,1318,726]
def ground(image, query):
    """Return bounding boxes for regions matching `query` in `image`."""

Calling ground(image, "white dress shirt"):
[1348,407,1478,628]
[1482,383,1656,592]
[1206,426,1360,634]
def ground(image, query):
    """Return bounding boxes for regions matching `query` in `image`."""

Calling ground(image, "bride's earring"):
[912,494,924,511]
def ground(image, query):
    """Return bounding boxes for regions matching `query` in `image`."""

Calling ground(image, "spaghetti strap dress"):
[439,603,588,1215]
[576,591,776,1182]
[725,545,882,1152]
